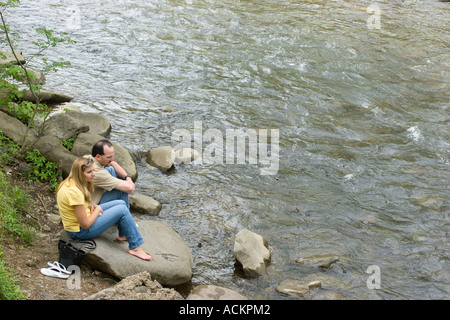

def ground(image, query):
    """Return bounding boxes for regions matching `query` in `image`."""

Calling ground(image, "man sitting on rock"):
[91,139,135,209]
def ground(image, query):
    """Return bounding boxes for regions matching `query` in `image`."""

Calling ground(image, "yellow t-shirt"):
[57,178,91,232]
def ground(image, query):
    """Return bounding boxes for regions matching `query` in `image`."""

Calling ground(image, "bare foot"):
[116,236,126,242]
[128,247,153,261]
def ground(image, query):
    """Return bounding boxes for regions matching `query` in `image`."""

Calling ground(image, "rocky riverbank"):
[0,107,250,300]
[0,69,254,298]
[1,50,355,300]
[1,101,354,300]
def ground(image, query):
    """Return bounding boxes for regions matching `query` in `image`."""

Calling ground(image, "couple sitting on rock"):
[56,139,152,261]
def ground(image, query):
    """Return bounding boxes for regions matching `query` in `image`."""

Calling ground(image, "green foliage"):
[0,249,27,300]
[0,63,22,80]
[0,131,60,190]
[7,100,51,126]
[7,100,34,125]
[0,171,35,244]
[33,27,74,73]
[0,1,74,141]
[0,1,20,8]
[0,0,73,300]
[23,148,60,190]
[0,73,19,104]
[0,129,19,164]
[0,128,32,301]
[42,57,71,73]
[61,134,77,151]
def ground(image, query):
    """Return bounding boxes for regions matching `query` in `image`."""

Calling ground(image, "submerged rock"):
[174,147,201,164]
[275,279,313,298]
[233,228,271,277]
[295,253,342,269]
[276,273,349,300]
[129,193,162,216]
[186,284,247,300]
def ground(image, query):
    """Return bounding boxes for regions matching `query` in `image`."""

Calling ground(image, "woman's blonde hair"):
[56,156,95,202]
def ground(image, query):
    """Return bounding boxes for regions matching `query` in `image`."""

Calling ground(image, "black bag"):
[58,239,96,269]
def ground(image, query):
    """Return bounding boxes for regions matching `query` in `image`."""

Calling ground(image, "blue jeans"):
[98,166,130,208]
[66,200,144,250]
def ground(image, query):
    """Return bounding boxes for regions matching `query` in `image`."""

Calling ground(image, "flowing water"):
[8,0,449,299]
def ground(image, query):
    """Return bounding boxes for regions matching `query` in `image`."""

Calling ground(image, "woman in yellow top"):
[57,156,152,261]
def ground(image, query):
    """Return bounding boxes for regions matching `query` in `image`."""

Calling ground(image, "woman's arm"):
[74,204,102,230]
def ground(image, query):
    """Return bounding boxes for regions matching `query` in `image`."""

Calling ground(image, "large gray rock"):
[0,110,38,145]
[71,132,138,181]
[0,110,77,177]
[0,110,134,180]
[0,50,25,65]
[186,285,247,300]
[40,112,89,141]
[60,110,111,137]
[233,229,271,277]
[129,193,162,216]
[174,147,201,164]
[21,89,73,104]
[34,135,77,178]
[63,220,193,286]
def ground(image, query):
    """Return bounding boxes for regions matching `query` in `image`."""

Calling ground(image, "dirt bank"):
[1,161,121,300]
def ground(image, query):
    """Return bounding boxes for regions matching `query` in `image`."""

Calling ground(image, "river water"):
[8,0,449,299]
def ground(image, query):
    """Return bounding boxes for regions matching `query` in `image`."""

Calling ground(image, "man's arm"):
[110,161,135,194]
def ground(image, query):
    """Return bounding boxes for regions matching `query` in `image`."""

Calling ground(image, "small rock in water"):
[146,146,175,171]
[295,254,340,269]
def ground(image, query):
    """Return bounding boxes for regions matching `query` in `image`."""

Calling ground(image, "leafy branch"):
[0,0,74,152]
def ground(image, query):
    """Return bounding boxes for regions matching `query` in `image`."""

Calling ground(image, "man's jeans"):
[66,200,144,250]
[98,165,130,208]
